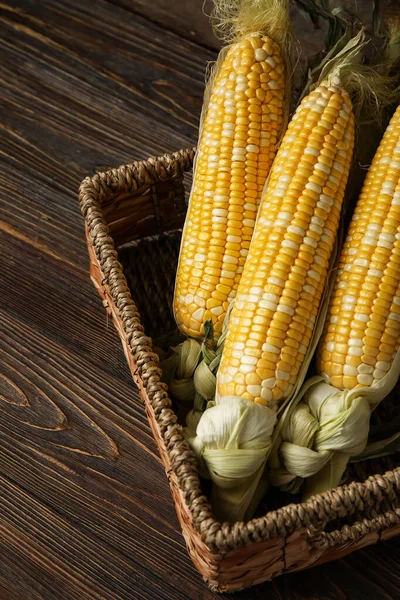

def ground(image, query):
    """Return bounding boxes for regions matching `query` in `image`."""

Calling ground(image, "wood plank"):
[0,0,214,265]
[0,233,211,600]
[0,2,215,596]
[111,0,219,50]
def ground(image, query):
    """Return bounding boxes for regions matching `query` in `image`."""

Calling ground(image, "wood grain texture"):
[2,0,399,598]
[111,0,219,50]
[109,1,374,62]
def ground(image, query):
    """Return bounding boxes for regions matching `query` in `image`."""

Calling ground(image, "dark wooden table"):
[1,1,400,598]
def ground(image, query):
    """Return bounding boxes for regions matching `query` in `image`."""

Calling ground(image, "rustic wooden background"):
[2,0,400,598]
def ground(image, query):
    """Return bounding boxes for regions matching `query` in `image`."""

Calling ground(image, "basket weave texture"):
[79,148,400,592]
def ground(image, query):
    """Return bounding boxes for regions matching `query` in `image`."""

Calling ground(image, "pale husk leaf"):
[185,396,277,522]
[161,339,202,410]
[270,343,400,498]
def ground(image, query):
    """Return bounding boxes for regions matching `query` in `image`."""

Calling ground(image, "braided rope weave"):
[79,148,400,572]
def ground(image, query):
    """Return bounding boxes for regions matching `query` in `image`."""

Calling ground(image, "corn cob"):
[174,5,288,339]
[185,28,373,522]
[217,81,355,407]
[317,104,400,389]
[269,105,400,499]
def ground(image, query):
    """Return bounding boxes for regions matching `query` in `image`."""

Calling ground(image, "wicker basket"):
[79,148,400,593]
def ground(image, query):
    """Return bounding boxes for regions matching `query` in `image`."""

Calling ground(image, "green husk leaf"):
[373,0,381,36]
[185,311,232,434]
[294,0,323,28]
[176,338,202,379]
[194,360,219,401]
[160,352,180,387]
[299,26,356,100]
[161,339,202,418]
[300,22,399,125]
[303,453,350,498]
[269,377,371,494]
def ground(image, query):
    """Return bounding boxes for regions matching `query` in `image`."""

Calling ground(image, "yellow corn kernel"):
[317,105,400,390]
[174,33,285,338]
[217,81,355,406]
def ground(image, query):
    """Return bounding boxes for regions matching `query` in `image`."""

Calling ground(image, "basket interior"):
[118,230,182,340]
[102,165,400,532]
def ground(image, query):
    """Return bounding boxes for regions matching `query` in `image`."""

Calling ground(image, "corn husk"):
[268,344,400,496]
[306,352,400,497]
[161,338,202,419]
[186,316,230,426]
[186,396,277,522]
[373,0,400,71]
[268,376,372,494]
[195,319,228,398]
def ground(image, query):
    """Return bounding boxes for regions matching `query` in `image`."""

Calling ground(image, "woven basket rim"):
[79,148,400,554]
